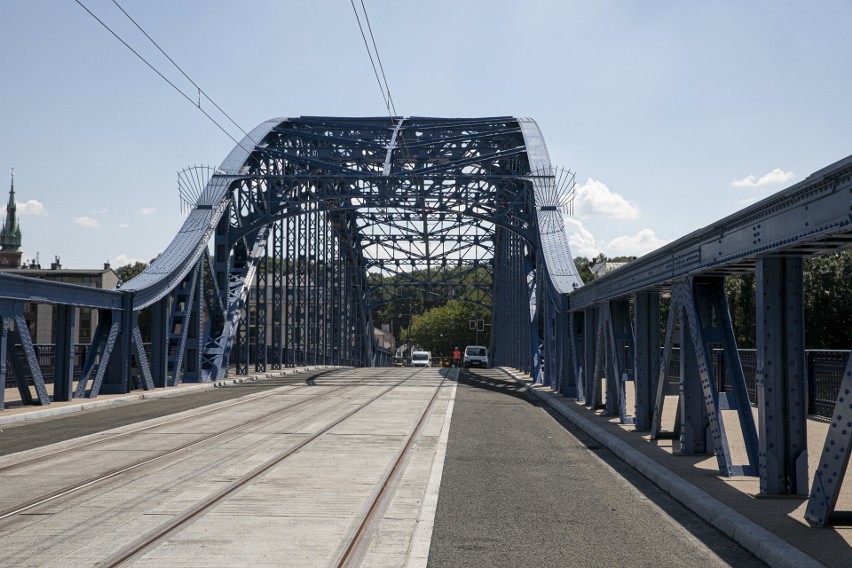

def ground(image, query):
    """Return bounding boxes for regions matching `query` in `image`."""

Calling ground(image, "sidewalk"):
[502,368,851,568]
[0,366,330,426]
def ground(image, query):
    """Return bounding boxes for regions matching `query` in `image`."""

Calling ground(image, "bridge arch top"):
[122,116,582,308]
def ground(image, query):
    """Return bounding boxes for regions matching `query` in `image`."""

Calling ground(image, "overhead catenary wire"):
[73,0,256,154]
[358,0,396,116]
[350,0,395,117]
[109,0,255,143]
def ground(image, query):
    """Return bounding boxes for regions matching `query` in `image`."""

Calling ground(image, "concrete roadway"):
[0,367,767,567]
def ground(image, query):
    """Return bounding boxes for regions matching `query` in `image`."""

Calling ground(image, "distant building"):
[0,171,118,343]
[590,261,627,277]
[0,170,23,269]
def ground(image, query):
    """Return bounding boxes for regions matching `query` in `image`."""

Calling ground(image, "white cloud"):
[73,216,100,228]
[572,178,639,219]
[111,254,142,266]
[18,199,48,216]
[3,199,48,216]
[139,207,157,215]
[563,216,602,258]
[732,168,795,188]
[606,229,670,257]
[118,223,130,229]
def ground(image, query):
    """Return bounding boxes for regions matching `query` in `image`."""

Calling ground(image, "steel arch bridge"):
[0,116,581,399]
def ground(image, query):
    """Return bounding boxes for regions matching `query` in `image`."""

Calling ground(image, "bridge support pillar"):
[53,305,77,401]
[583,306,599,408]
[150,297,168,388]
[679,314,709,454]
[559,296,575,397]
[633,292,659,430]
[756,255,808,496]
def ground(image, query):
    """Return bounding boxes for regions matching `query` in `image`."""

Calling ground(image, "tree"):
[401,300,490,358]
[115,261,148,283]
[114,260,152,340]
[804,251,852,349]
[721,251,852,349]
[724,273,756,348]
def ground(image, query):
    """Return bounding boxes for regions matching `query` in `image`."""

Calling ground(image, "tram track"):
[95,367,447,567]
[333,368,452,567]
[0,371,366,520]
[0,368,339,474]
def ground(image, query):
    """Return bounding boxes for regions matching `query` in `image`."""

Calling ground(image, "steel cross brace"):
[0,300,50,406]
[806,351,852,526]
[651,278,758,477]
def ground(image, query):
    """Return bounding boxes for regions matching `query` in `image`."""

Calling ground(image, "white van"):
[463,345,488,368]
[411,351,432,367]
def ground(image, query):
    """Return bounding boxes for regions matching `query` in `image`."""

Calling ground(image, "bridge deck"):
[0,368,846,566]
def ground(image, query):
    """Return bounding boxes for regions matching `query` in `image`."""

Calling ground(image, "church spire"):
[1,169,22,252]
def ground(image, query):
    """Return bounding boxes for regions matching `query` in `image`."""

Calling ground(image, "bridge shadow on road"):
[437,368,771,568]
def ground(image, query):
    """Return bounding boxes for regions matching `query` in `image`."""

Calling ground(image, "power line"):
[110,0,254,142]
[350,0,394,116]
[359,0,396,116]
[73,0,255,153]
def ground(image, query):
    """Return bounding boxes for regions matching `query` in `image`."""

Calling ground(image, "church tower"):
[0,169,23,269]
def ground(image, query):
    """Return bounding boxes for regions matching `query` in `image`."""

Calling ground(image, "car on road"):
[463,345,488,368]
[411,351,432,367]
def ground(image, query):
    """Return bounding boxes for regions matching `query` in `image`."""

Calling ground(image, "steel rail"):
[333,368,453,568]
[0,374,355,520]
[98,368,425,567]
[0,371,338,474]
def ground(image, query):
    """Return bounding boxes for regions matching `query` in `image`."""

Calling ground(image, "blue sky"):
[1,1,851,268]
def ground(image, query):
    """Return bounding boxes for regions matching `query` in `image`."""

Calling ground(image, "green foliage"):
[573,254,636,284]
[721,251,852,349]
[115,261,148,283]
[804,251,852,349]
[724,273,756,348]
[572,256,599,283]
[115,260,152,340]
[370,266,492,343]
[401,300,490,357]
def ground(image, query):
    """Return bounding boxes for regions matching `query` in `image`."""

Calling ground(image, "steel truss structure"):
[0,115,581,400]
[560,154,852,526]
[2,116,851,527]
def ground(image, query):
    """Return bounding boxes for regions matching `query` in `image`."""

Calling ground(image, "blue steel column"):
[149,296,168,387]
[254,240,268,372]
[583,306,598,408]
[271,220,283,369]
[678,302,709,455]
[632,292,660,430]
[53,305,76,401]
[756,255,808,495]
[558,295,574,396]
[0,313,8,408]
[568,310,583,401]
[542,290,554,387]
[609,299,635,424]
[806,350,852,526]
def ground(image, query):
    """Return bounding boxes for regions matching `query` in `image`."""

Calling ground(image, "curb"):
[0,366,330,427]
[499,368,826,568]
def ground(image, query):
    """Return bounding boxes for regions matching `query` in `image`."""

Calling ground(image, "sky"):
[1,0,851,269]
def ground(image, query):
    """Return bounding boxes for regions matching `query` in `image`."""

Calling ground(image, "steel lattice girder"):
[0,116,582,402]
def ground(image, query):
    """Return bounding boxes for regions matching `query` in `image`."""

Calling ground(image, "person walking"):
[453,347,461,367]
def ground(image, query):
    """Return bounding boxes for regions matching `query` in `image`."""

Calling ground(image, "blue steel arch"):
[119,116,583,383]
[0,116,582,402]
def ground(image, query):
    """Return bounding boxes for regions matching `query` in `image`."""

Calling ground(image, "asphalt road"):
[427,368,767,568]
